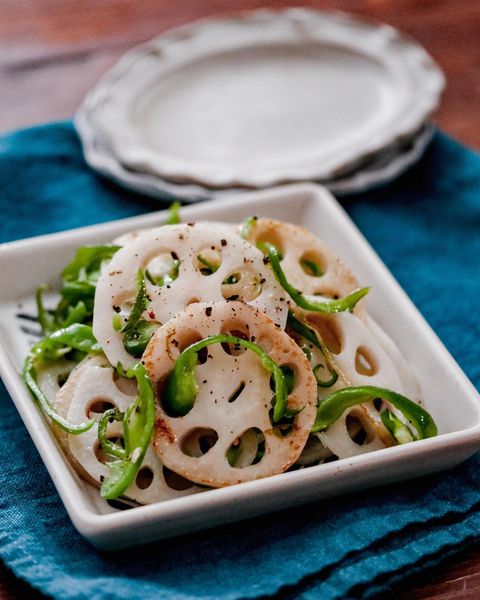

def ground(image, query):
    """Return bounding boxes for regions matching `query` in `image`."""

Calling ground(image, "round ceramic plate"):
[78,8,444,188]
[76,103,435,201]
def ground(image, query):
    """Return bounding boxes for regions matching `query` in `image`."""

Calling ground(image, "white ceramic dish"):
[77,9,444,188]
[76,101,435,201]
[0,184,478,550]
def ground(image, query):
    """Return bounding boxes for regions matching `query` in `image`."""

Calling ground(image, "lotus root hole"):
[313,289,340,300]
[112,371,137,396]
[168,330,203,359]
[181,428,219,458]
[228,381,246,403]
[346,413,374,446]
[186,298,200,306]
[162,466,194,490]
[194,247,222,275]
[56,373,69,388]
[86,398,117,418]
[220,323,250,356]
[255,334,273,354]
[254,227,285,258]
[355,346,378,376]
[299,251,326,277]
[227,428,265,468]
[306,315,343,355]
[221,268,263,302]
[135,467,154,490]
[144,252,180,287]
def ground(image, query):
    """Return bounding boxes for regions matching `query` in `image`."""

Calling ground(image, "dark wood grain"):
[1,1,479,599]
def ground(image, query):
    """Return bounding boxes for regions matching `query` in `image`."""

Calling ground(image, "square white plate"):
[1,183,479,550]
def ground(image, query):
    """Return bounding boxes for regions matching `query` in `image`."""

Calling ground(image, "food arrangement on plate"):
[23,203,437,506]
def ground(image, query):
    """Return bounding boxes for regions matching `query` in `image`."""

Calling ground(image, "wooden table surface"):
[1,1,479,598]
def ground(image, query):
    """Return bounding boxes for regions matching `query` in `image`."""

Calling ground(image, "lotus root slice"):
[53,355,201,503]
[144,301,317,487]
[94,223,289,368]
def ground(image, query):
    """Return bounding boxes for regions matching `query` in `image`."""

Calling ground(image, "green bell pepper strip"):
[164,335,288,422]
[300,258,323,277]
[100,363,155,500]
[260,242,370,313]
[56,245,120,326]
[312,385,438,440]
[381,409,415,444]
[123,320,158,358]
[97,408,126,459]
[287,312,339,388]
[313,364,339,388]
[121,269,148,334]
[163,201,181,225]
[239,215,258,239]
[120,269,157,357]
[23,324,101,434]
[35,284,55,335]
[287,312,321,347]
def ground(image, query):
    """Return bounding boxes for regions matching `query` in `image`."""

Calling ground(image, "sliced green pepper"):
[287,313,339,388]
[98,408,126,459]
[121,269,148,335]
[312,385,438,440]
[381,409,415,444]
[260,242,369,313]
[239,215,258,239]
[100,363,155,500]
[164,335,288,422]
[23,324,101,434]
[313,364,339,388]
[163,201,181,225]
[120,269,157,357]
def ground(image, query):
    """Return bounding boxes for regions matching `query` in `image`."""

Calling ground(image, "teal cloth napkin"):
[0,122,479,599]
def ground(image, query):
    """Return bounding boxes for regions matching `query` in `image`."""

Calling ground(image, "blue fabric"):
[0,121,479,600]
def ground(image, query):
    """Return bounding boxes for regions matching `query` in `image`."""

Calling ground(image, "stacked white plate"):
[75,9,444,201]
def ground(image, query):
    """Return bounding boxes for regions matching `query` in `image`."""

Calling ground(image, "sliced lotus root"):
[37,359,77,404]
[144,301,317,487]
[53,354,201,504]
[366,315,421,402]
[113,221,236,246]
[291,310,416,458]
[240,218,360,307]
[94,223,288,368]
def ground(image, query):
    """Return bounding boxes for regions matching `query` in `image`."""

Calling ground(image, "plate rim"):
[75,104,435,200]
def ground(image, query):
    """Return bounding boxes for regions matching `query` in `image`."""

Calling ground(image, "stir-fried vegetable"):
[121,269,156,358]
[163,201,181,225]
[380,409,415,444]
[23,324,101,433]
[312,385,438,441]
[99,363,155,499]
[313,364,339,389]
[36,245,120,335]
[260,242,369,313]
[164,335,289,422]
[287,313,339,389]
[239,215,258,239]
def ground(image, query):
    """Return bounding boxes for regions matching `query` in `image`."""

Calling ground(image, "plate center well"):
[130,43,397,171]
